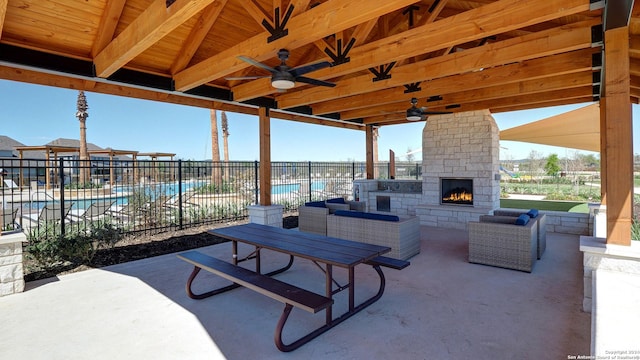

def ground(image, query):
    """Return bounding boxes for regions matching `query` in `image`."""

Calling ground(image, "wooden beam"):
[91,0,127,57]
[94,0,216,77]
[233,0,592,101]
[313,48,596,115]
[277,19,597,109]
[602,26,632,245]
[363,86,594,125]
[174,0,418,91]
[171,0,228,74]
[0,0,8,40]
[259,107,271,206]
[365,125,374,179]
[0,64,362,131]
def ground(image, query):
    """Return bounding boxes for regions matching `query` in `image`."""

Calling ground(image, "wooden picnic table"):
[178,223,396,351]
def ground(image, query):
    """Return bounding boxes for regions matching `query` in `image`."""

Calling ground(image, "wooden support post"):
[602,26,632,246]
[259,107,271,206]
[365,125,374,179]
[389,149,396,179]
[599,99,607,206]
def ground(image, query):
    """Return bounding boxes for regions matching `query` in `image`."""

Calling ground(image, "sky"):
[1,79,638,162]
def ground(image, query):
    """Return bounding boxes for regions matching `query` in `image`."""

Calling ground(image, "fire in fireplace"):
[441,178,473,205]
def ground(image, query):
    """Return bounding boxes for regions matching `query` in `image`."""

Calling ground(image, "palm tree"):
[76,91,90,186]
[210,109,222,187]
[221,111,230,183]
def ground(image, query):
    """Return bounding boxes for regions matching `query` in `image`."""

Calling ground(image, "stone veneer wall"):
[415,110,500,230]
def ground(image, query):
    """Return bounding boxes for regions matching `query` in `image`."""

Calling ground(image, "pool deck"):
[0,226,590,359]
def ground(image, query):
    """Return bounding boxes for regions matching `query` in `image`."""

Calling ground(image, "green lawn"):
[500,199,589,213]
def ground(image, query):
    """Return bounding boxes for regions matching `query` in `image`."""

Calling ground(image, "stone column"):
[247,204,284,228]
[0,232,26,297]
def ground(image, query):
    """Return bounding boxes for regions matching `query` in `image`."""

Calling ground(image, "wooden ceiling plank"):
[171,0,228,74]
[630,57,640,76]
[415,0,449,27]
[91,0,127,57]
[94,0,217,78]
[174,0,419,92]
[234,0,592,101]
[277,20,597,109]
[289,0,312,16]
[351,18,379,44]
[312,48,596,115]
[243,0,273,28]
[630,35,640,56]
[0,0,8,40]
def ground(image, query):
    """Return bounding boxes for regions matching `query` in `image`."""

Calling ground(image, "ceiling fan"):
[406,97,452,121]
[226,49,335,90]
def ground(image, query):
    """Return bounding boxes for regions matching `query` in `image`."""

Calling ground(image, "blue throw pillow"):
[326,197,346,204]
[515,214,530,225]
[527,209,539,218]
[305,201,326,208]
[334,210,400,222]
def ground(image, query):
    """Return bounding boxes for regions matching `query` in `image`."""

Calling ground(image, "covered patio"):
[0,228,589,359]
[0,0,638,357]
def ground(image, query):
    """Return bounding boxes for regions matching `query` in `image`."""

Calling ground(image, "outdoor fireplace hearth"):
[441,178,473,206]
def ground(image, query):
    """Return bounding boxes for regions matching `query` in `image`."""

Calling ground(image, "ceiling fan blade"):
[295,76,336,87]
[290,60,332,77]
[225,75,271,80]
[237,56,277,74]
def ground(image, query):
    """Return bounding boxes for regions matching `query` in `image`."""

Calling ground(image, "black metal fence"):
[0,158,420,239]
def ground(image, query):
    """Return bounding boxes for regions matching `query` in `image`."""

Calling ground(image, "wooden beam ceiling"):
[0,0,615,128]
[173,0,419,91]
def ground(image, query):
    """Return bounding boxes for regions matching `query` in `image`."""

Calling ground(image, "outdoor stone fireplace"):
[415,110,500,230]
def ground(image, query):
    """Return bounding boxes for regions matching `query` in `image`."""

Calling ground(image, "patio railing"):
[0,158,420,239]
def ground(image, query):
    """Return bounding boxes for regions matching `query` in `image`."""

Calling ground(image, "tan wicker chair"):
[468,215,538,272]
[493,210,546,259]
[298,201,365,235]
[326,213,420,260]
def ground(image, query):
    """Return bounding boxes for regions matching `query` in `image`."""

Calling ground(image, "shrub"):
[27,220,124,266]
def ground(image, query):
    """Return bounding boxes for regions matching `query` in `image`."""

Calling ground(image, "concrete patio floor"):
[0,226,590,359]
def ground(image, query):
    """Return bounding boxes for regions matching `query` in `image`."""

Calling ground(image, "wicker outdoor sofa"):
[493,209,546,259]
[326,211,421,261]
[468,215,538,272]
[298,198,366,235]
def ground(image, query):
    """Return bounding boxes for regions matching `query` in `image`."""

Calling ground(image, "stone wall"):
[416,110,501,230]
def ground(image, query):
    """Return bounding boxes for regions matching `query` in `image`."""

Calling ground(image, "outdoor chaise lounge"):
[493,209,546,259]
[298,198,366,235]
[68,200,117,223]
[21,202,74,229]
[326,210,420,261]
[468,214,538,272]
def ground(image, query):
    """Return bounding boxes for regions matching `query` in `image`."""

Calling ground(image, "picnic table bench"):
[177,223,410,352]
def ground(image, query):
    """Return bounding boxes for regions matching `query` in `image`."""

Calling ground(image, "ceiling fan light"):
[271,79,295,89]
[406,107,423,121]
